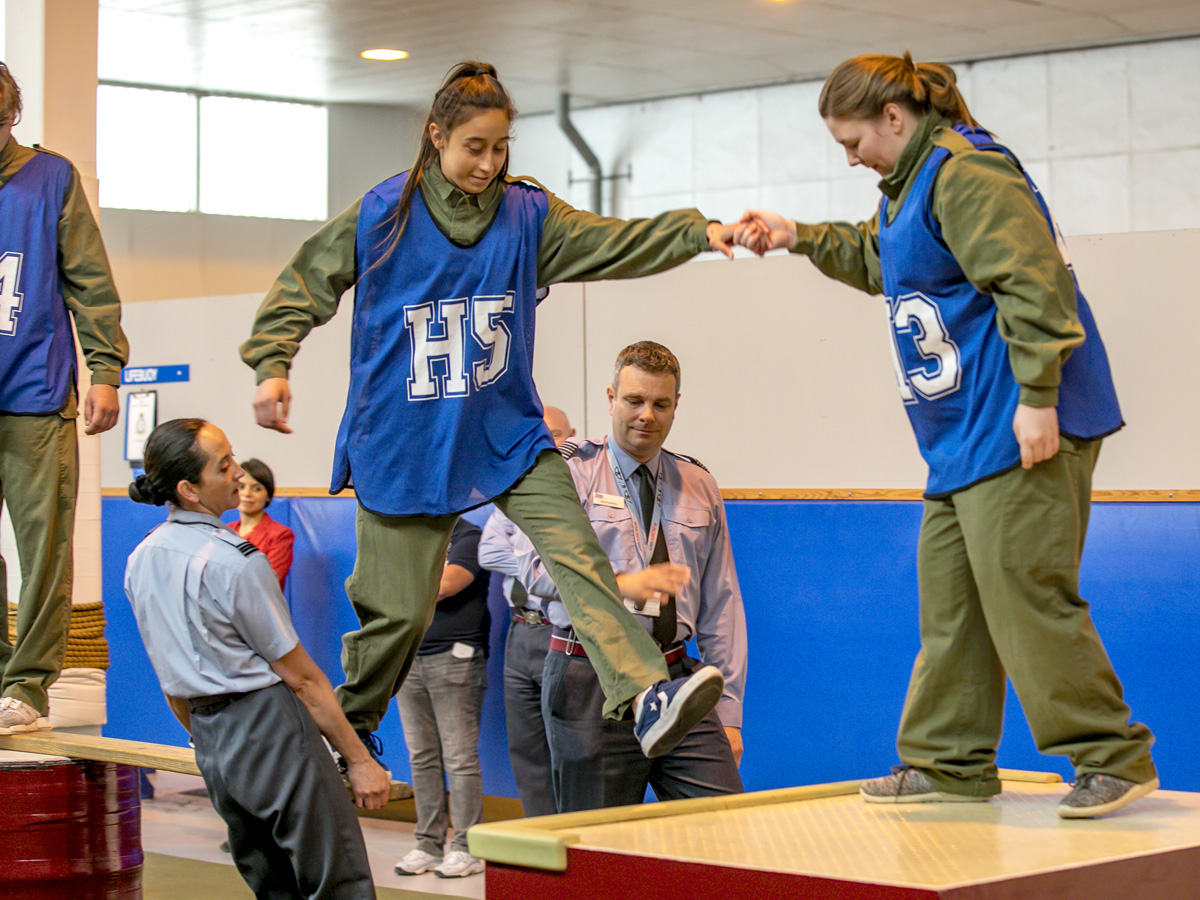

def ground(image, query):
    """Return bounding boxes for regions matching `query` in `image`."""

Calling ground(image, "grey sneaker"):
[0,697,50,734]
[1057,774,1159,819]
[435,849,484,878]
[860,765,989,804]
[395,848,442,875]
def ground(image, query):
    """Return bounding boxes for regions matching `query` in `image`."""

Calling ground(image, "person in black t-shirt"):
[393,519,491,879]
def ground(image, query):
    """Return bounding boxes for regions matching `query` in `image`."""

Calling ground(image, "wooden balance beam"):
[0,730,412,802]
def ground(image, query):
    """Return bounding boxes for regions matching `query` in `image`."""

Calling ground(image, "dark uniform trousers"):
[542,647,743,813]
[190,682,375,900]
[503,616,556,817]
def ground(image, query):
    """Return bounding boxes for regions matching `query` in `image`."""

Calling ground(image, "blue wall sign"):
[121,365,190,385]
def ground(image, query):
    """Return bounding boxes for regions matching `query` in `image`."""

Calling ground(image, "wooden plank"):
[0,731,412,802]
[0,730,200,774]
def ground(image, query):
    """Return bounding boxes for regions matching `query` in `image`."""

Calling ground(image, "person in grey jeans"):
[394,518,490,879]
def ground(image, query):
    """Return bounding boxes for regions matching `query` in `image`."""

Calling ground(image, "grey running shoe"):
[1057,774,1159,819]
[0,697,50,734]
[395,848,442,875]
[434,850,484,878]
[860,765,989,804]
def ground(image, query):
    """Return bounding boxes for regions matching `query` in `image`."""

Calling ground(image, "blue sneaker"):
[339,729,389,778]
[633,665,724,758]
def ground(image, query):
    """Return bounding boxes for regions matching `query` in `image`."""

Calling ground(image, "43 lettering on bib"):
[886,291,962,403]
[0,252,24,336]
[405,292,515,400]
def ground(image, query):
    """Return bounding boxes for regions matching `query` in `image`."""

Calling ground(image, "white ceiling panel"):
[97,0,1200,112]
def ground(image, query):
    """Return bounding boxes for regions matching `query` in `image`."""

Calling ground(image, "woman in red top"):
[232,458,294,589]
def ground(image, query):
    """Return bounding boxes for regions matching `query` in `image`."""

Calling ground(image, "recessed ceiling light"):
[361,49,409,61]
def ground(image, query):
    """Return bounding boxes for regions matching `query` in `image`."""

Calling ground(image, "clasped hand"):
[707,211,796,257]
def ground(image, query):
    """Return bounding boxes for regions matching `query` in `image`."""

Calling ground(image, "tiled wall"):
[509,36,1200,238]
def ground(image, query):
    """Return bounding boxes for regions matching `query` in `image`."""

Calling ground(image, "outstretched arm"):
[241,201,361,431]
[738,208,884,295]
[522,177,735,285]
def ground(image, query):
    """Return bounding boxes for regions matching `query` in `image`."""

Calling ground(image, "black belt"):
[512,608,550,627]
[188,690,251,715]
[550,629,685,665]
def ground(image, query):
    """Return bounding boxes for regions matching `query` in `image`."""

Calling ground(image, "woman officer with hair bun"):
[125,418,388,900]
[739,52,1157,819]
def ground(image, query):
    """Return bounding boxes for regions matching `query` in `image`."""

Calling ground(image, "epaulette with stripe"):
[667,450,709,473]
[558,439,580,460]
[234,541,258,558]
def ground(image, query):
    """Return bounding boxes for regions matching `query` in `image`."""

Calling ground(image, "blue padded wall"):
[102,497,1200,797]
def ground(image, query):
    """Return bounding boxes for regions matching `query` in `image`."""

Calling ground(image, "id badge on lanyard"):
[605,437,664,570]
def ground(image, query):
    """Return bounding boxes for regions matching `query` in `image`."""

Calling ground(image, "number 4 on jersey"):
[0,252,24,336]
[886,291,962,403]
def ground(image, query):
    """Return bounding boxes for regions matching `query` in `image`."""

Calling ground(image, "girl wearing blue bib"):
[740,53,1156,819]
[243,63,734,777]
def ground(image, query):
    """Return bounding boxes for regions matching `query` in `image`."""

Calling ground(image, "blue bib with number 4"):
[878,125,1122,498]
[0,151,76,415]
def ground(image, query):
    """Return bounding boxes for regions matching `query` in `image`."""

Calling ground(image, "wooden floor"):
[472,777,1200,899]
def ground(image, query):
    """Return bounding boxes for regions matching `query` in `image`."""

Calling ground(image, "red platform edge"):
[487,841,1200,900]
[486,846,937,900]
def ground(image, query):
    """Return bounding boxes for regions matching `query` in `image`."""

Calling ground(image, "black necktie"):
[636,465,677,648]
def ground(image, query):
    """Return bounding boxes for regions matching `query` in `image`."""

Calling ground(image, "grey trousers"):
[395,649,487,854]
[543,649,743,813]
[190,683,375,900]
[503,618,556,817]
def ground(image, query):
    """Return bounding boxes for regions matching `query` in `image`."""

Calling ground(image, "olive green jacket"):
[0,137,128,387]
[791,113,1085,407]
[241,163,711,382]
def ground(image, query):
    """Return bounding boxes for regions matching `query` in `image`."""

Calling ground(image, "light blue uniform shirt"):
[478,507,553,612]
[124,507,300,698]
[512,436,748,728]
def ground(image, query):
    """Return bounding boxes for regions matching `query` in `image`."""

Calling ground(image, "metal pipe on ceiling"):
[556,92,602,216]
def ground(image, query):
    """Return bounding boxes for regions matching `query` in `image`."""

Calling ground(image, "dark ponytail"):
[128,418,208,506]
[372,61,516,264]
[819,51,979,128]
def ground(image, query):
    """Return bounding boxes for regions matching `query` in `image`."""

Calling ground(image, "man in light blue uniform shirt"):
[479,405,576,818]
[514,342,747,812]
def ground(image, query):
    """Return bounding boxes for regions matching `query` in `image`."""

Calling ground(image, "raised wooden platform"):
[470,772,1200,899]
[0,730,412,802]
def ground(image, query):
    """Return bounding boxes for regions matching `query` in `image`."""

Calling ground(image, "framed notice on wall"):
[124,391,157,463]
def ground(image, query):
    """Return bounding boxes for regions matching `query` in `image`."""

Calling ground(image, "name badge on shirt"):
[623,597,662,617]
[593,492,626,509]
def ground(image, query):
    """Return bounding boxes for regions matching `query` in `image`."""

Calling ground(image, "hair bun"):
[128,472,163,506]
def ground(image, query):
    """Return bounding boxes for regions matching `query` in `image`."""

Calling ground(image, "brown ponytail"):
[373,61,517,264]
[818,52,978,128]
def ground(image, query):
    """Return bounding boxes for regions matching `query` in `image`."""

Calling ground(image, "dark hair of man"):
[240,458,276,505]
[612,341,681,394]
[128,418,209,506]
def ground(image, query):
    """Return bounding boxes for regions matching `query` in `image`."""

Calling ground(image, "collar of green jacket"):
[0,135,32,185]
[877,111,952,219]
[418,160,512,247]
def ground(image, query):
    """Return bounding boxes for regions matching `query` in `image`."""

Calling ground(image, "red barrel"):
[0,759,142,899]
